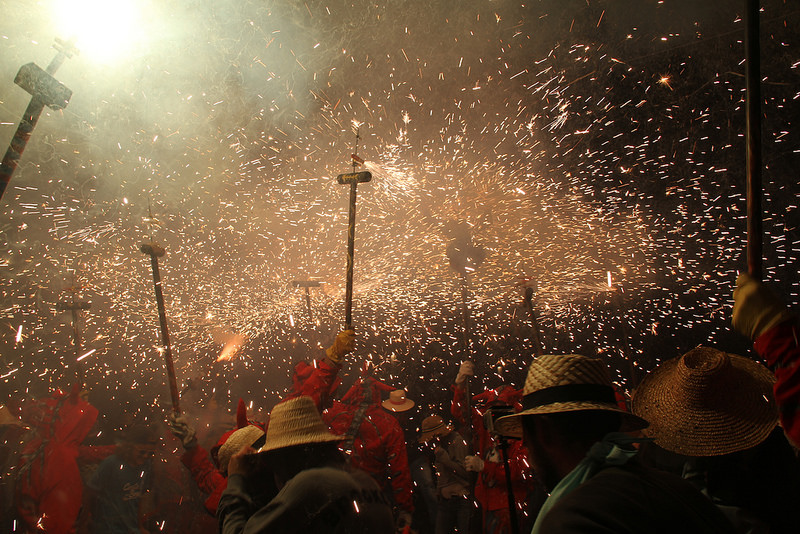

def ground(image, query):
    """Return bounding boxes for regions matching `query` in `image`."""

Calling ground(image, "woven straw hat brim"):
[632,349,777,457]
[495,402,648,439]
[495,354,648,439]
[218,425,265,472]
[258,396,343,454]
[382,398,415,412]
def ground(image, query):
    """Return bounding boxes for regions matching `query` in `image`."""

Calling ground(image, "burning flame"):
[217,333,247,362]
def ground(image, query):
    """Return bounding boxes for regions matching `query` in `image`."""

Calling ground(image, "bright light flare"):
[217,333,247,362]
[51,0,147,62]
[77,348,96,361]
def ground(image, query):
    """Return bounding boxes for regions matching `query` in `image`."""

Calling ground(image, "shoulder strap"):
[342,400,371,463]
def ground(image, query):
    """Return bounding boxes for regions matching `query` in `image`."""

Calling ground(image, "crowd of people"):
[1,273,800,533]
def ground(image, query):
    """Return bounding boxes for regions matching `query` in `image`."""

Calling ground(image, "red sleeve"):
[382,415,414,514]
[451,385,468,426]
[753,321,800,448]
[181,445,227,502]
[287,358,340,411]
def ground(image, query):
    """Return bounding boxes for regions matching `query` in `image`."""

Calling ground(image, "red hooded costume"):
[323,376,415,515]
[288,359,414,515]
[15,387,113,534]
[451,385,536,534]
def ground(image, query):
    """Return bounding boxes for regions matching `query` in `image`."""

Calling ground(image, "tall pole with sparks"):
[0,38,76,202]
[57,283,91,385]
[140,210,181,414]
[337,127,371,331]
[523,285,543,358]
[745,0,762,280]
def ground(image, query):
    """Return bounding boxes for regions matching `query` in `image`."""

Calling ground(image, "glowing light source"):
[217,333,246,362]
[77,348,96,361]
[51,0,147,62]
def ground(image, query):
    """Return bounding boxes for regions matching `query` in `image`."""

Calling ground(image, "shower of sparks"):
[0,0,798,425]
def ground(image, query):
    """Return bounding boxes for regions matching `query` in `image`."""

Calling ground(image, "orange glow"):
[217,333,247,362]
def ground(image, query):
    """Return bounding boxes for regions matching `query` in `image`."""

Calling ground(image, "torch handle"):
[148,254,181,414]
[499,436,521,534]
[745,0,762,281]
[344,182,358,330]
[70,307,85,385]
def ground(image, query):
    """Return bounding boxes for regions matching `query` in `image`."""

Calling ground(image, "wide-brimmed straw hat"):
[496,354,648,439]
[382,389,415,412]
[218,425,266,472]
[418,415,450,443]
[631,346,777,457]
[259,396,342,453]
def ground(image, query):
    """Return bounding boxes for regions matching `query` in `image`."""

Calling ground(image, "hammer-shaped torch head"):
[140,243,166,257]
[292,280,322,288]
[337,171,372,185]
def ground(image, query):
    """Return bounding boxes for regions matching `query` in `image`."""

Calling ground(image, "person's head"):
[418,414,451,447]
[217,425,266,475]
[382,389,415,425]
[258,396,343,487]
[631,346,777,457]
[118,425,159,466]
[520,410,623,489]
[496,354,647,489]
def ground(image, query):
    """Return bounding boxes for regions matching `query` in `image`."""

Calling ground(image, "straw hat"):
[217,425,266,472]
[419,415,450,443]
[631,346,777,457]
[496,354,648,439]
[258,396,342,453]
[382,389,415,412]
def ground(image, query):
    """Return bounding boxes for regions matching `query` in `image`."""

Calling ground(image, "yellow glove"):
[326,329,355,365]
[732,272,793,340]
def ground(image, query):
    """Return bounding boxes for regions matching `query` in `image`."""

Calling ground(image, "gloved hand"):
[455,360,474,387]
[167,412,197,449]
[464,455,484,472]
[326,329,356,365]
[733,272,793,340]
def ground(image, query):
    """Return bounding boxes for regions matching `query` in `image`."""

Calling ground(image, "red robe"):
[288,359,414,514]
[180,444,228,514]
[16,390,110,534]
[324,399,414,514]
[451,385,536,534]
[753,320,800,448]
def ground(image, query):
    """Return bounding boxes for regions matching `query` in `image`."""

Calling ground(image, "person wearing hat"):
[287,330,415,528]
[452,361,541,534]
[217,396,394,533]
[495,354,736,534]
[419,414,471,534]
[633,345,800,533]
[732,272,800,448]
[324,376,416,530]
[167,398,266,515]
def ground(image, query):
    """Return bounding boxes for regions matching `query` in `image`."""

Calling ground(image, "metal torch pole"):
[745,0,762,280]
[141,243,181,414]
